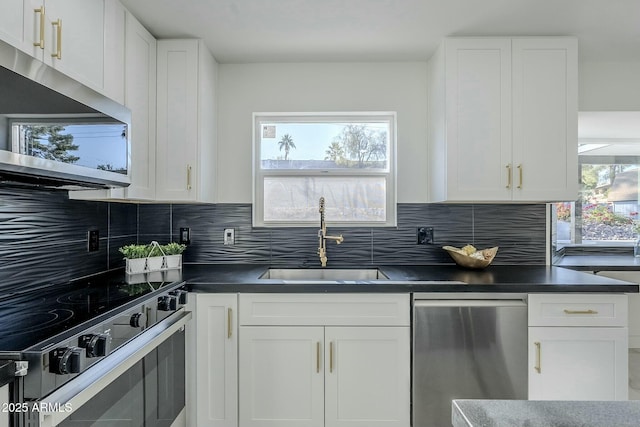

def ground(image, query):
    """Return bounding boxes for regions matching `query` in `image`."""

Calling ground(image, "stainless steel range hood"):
[0,38,131,189]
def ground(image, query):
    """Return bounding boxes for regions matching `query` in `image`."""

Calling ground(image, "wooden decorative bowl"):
[442,246,499,269]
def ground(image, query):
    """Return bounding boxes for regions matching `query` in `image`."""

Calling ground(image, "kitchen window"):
[552,142,640,255]
[253,113,396,227]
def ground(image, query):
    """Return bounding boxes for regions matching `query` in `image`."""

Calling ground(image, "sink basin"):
[259,268,389,281]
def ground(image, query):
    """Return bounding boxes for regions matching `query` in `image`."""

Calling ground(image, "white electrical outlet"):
[223,228,235,245]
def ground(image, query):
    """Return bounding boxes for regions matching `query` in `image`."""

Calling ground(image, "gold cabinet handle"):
[534,341,541,373]
[517,164,523,189]
[33,6,45,48]
[227,307,232,339]
[316,342,321,373]
[187,165,192,190]
[329,341,334,373]
[506,164,512,189]
[51,19,62,59]
[564,309,598,315]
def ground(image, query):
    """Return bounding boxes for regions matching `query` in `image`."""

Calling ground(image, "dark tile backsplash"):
[0,187,135,293]
[0,186,546,294]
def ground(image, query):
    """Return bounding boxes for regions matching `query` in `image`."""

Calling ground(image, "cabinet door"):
[1,0,49,59]
[0,0,36,56]
[529,327,628,400]
[444,38,512,201]
[196,294,238,427]
[156,39,199,201]
[124,12,157,200]
[102,0,125,104]
[46,0,106,91]
[511,38,578,201]
[324,327,410,427]
[239,326,324,427]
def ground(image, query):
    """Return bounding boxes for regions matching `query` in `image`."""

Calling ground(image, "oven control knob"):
[50,347,83,375]
[130,312,146,328]
[78,333,110,358]
[158,296,177,311]
[178,290,188,305]
[170,290,188,305]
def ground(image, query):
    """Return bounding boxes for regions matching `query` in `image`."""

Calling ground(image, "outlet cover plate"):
[417,227,434,245]
[87,230,99,252]
[179,227,191,245]
[224,228,235,246]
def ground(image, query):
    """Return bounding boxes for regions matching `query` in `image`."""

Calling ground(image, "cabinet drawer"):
[239,293,409,326]
[528,294,627,327]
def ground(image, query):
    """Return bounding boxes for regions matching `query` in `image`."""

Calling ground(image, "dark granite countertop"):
[180,263,639,293]
[452,400,640,427]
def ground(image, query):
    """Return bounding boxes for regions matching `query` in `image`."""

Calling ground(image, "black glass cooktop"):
[0,270,183,352]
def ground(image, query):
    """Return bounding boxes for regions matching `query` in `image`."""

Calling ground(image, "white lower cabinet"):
[237,293,410,427]
[239,326,324,427]
[196,294,238,427]
[528,294,629,400]
[324,327,410,427]
[239,326,409,427]
[528,326,628,400]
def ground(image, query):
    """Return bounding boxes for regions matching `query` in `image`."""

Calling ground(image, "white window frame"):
[252,112,397,227]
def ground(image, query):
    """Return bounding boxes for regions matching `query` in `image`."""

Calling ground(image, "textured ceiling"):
[120,0,640,64]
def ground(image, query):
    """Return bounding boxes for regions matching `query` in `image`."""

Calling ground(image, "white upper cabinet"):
[0,0,32,53]
[40,0,106,92]
[121,11,156,200]
[1,0,118,97]
[0,0,50,59]
[102,0,125,104]
[428,37,578,202]
[156,39,217,202]
[511,38,578,201]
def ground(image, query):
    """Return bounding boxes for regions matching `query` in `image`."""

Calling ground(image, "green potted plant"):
[119,244,148,274]
[162,242,186,269]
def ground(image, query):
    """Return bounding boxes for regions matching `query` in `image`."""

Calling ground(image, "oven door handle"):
[37,309,192,427]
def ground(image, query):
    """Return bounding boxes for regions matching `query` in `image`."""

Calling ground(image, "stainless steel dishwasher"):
[412,293,528,427]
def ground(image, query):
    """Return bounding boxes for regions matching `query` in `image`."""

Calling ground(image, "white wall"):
[580,61,640,111]
[216,62,428,203]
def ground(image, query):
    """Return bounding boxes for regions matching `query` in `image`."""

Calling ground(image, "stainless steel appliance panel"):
[412,299,527,427]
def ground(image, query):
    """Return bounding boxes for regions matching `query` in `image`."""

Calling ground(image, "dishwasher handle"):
[414,299,527,308]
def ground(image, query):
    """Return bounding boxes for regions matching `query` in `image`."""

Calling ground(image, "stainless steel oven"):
[34,311,189,427]
[0,271,190,427]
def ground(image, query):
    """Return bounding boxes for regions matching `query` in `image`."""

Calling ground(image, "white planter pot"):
[146,256,165,272]
[164,254,182,270]
[126,258,147,274]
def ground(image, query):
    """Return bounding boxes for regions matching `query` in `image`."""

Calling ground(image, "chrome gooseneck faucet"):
[317,196,344,267]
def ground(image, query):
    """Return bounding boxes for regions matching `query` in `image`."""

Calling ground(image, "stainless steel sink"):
[259,268,390,281]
